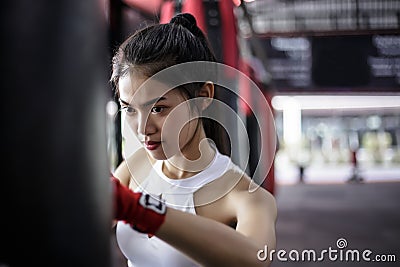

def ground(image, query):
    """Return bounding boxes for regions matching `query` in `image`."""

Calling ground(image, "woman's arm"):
[113,161,131,186]
[155,187,277,267]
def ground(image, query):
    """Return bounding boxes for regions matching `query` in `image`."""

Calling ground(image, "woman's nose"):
[137,113,156,136]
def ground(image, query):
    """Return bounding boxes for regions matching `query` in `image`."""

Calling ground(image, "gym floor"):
[272,181,400,267]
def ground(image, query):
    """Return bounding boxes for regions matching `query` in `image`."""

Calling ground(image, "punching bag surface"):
[0,1,111,266]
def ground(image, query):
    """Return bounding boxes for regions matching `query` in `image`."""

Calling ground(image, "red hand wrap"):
[111,176,166,235]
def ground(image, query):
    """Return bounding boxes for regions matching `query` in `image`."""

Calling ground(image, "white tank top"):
[116,149,234,267]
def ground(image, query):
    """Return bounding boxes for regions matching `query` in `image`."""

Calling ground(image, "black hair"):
[111,13,229,156]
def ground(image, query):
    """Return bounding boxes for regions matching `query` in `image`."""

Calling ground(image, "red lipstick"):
[145,141,161,151]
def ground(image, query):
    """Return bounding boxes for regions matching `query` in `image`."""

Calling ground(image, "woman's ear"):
[197,81,214,110]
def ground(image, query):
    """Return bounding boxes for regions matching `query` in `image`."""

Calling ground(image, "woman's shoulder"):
[231,174,276,205]
[113,148,155,188]
[196,159,275,207]
[222,159,275,202]
[193,160,247,205]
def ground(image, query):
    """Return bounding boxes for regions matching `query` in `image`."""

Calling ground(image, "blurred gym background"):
[105,1,400,267]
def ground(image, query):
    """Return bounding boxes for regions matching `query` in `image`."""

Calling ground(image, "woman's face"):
[118,73,200,160]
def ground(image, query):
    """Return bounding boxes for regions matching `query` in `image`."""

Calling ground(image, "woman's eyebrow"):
[118,98,130,106]
[118,97,167,107]
[142,96,167,107]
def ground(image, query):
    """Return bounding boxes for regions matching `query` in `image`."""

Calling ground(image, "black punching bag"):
[0,1,111,266]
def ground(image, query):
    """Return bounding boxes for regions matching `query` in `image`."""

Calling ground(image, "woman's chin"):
[145,144,181,161]
[146,149,168,161]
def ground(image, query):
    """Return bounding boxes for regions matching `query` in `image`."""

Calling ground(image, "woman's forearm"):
[155,208,270,267]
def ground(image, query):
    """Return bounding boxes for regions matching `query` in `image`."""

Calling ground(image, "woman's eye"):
[122,106,136,115]
[151,106,164,114]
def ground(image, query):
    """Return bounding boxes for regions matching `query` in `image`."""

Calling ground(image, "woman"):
[110,13,276,267]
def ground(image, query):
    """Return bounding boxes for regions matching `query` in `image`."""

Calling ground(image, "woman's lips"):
[144,141,161,151]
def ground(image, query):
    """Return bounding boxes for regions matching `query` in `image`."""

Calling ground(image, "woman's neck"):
[162,133,216,179]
